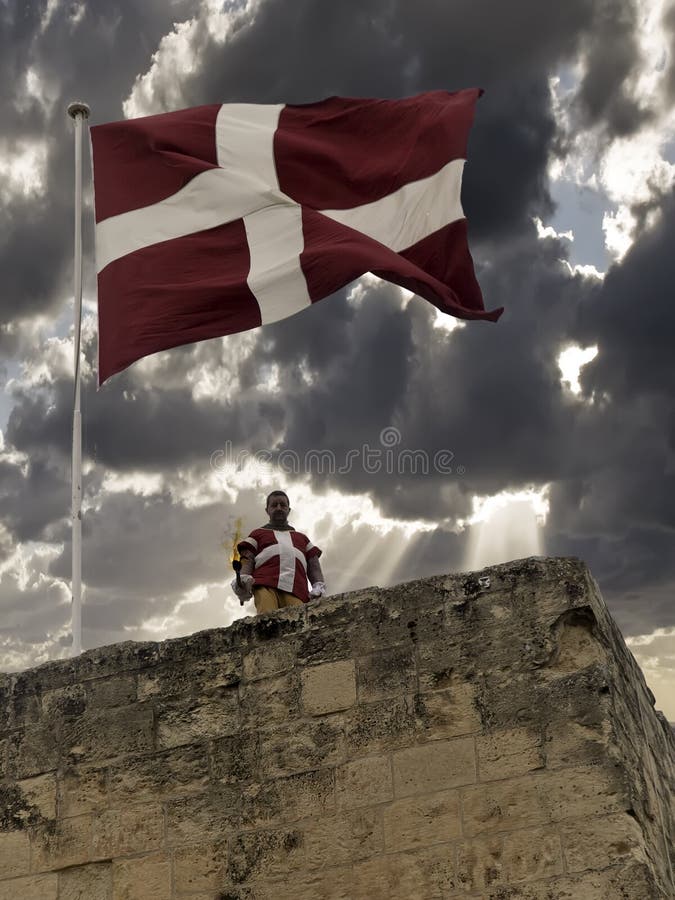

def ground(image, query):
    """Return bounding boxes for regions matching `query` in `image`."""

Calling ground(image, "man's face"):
[266,494,290,526]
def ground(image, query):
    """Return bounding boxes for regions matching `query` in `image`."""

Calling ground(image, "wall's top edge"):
[2,555,592,690]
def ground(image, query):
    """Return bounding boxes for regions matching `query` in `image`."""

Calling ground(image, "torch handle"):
[232,559,245,604]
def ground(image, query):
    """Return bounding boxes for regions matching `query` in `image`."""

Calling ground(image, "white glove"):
[309,581,326,599]
[231,574,254,600]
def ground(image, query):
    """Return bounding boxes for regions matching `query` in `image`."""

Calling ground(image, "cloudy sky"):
[1,0,674,720]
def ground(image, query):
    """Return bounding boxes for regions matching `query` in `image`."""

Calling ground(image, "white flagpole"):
[67,101,90,657]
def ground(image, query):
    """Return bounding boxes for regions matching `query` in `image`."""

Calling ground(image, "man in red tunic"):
[231,490,326,613]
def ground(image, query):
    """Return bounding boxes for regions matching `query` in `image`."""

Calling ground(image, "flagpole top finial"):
[67,101,90,120]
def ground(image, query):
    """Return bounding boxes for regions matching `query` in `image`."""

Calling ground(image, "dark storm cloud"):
[0,451,70,542]
[577,190,675,400]
[0,0,196,329]
[574,0,651,137]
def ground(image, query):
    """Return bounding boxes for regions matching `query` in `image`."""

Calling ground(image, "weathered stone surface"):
[61,704,155,763]
[351,844,457,899]
[301,659,356,715]
[356,646,417,703]
[0,557,671,898]
[383,789,462,851]
[392,736,476,797]
[412,679,482,740]
[304,807,383,867]
[16,773,57,821]
[58,861,111,900]
[111,853,171,900]
[241,767,335,827]
[31,813,93,871]
[165,787,239,846]
[156,693,239,750]
[173,840,227,892]
[335,753,393,810]
[108,744,209,802]
[92,804,163,859]
[461,765,627,837]
[476,725,545,781]
[210,730,261,784]
[0,830,30,878]
[0,872,58,899]
[239,671,300,728]
[57,765,108,818]
[260,715,346,777]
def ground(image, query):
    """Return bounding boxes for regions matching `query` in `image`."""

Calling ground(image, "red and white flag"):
[91,89,502,384]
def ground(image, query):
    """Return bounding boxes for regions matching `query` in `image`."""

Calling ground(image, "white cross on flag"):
[91,88,503,384]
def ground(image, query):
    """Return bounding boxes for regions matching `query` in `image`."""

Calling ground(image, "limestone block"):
[31,814,93,872]
[156,694,239,750]
[112,853,171,900]
[58,861,111,900]
[456,833,505,893]
[91,804,163,859]
[560,812,649,874]
[0,873,58,899]
[461,765,627,838]
[296,620,353,667]
[241,767,335,827]
[16,773,57,821]
[58,766,108,818]
[0,780,51,831]
[413,682,482,740]
[416,635,472,693]
[301,660,356,715]
[383,790,462,852]
[543,718,610,769]
[477,726,545,781]
[392,737,476,798]
[227,827,305,885]
[173,841,227,892]
[0,830,30,878]
[345,695,417,755]
[501,826,563,883]
[108,743,209,803]
[138,653,240,702]
[253,864,355,900]
[260,715,346,778]
[6,723,60,779]
[356,646,417,703]
[471,861,663,899]
[242,641,297,681]
[239,672,300,729]
[303,808,383,867]
[351,844,457,900]
[335,754,393,811]
[165,787,239,846]
[41,684,87,721]
[86,675,136,708]
[211,730,261,785]
[61,705,155,763]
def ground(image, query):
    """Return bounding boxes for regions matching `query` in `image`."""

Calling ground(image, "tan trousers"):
[253,585,304,614]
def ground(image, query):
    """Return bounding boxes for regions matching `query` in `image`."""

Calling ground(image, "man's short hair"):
[266,490,290,508]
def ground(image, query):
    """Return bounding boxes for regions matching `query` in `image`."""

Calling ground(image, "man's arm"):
[307,555,325,598]
[307,555,324,584]
[239,550,254,577]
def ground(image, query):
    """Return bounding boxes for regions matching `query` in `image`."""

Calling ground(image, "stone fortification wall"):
[0,556,673,899]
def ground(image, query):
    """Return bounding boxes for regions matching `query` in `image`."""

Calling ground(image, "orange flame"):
[228,517,243,564]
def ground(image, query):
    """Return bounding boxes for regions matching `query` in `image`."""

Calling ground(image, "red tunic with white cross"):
[237,527,322,603]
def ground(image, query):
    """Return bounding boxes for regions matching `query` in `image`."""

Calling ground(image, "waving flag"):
[91,89,502,384]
